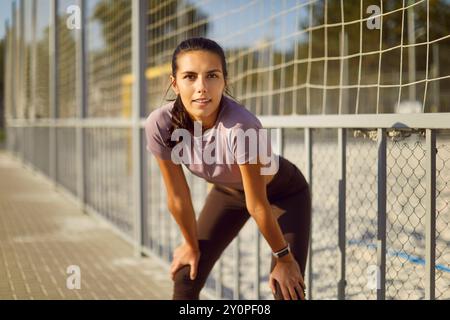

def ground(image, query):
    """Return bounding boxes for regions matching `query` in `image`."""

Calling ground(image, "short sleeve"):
[231,118,273,165]
[144,111,173,160]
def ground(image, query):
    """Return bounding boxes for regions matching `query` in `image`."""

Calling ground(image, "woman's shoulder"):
[222,96,262,130]
[144,100,175,147]
[145,100,174,127]
[144,101,175,160]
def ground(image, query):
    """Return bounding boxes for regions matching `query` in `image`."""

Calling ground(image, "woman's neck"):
[200,101,223,132]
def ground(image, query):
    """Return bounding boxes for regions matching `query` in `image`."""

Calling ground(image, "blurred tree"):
[91,0,210,68]
[35,27,50,118]
[89,0,210,115]
[56,12,77,118]
[33,13,76,119]
[294,0,450,113]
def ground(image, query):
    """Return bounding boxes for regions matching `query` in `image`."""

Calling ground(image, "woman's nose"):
[196,77,207,93]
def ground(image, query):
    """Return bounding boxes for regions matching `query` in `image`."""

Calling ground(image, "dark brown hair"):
[162,37,234,148]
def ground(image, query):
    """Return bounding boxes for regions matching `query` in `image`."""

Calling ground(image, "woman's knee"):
[172,264,205,300]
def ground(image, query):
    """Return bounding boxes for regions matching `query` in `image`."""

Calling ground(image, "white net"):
[147,0,450,115]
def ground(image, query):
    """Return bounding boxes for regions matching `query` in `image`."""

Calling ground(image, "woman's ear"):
[170,75,179,95]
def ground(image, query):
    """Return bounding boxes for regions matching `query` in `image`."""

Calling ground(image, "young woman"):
[144,37,311,300]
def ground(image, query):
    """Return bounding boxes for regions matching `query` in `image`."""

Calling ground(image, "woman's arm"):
[155,157,201,280]
[239,160,306,300]
[156,157,199,251]
[239,162,289,255]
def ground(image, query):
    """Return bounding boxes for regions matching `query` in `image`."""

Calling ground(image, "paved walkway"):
[0,150,174,300]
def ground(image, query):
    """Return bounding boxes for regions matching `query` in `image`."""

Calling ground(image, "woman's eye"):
[184,74,218,80]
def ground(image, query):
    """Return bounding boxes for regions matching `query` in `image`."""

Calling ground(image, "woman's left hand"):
[269,255,306,300]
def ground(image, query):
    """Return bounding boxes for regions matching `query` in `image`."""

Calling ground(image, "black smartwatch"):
[272,244,291,258]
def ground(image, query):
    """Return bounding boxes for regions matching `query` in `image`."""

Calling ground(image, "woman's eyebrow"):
[181,69,222,75]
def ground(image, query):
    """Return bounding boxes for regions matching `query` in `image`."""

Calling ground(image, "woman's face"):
[170,50,225,129]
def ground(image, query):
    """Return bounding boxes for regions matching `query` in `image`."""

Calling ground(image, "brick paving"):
[0,151,176,300]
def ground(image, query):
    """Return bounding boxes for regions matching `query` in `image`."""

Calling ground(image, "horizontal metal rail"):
[6,112,450,129]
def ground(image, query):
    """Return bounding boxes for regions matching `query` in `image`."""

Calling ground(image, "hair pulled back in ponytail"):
[161,37,234,148]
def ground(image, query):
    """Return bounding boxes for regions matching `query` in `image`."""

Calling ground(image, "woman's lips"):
[193,99,211,106]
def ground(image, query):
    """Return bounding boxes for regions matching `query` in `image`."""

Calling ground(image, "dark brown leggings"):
[172,156,311,300]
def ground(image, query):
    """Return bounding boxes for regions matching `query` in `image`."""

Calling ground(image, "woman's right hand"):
[170,242,201,281]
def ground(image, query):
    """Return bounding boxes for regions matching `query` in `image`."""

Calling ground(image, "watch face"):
[274,246,290,258]
[273,244,290,258]
[278,249,289,258]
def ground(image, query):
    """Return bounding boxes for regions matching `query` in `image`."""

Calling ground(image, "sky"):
[2,0,450,46]
[0,0,300,51]
[0,0,13,40]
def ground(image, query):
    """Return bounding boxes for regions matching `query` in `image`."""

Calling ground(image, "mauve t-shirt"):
[144,95,274,191]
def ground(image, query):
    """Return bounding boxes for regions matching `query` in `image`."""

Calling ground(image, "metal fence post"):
[31,0,37,165]
[377,128,387,300]
[132,0,147,257]
[338,128,347,299]
[49,0,58,187]
[305,127,313,300]
[3,20,9,129]
[76,0,87,212]
[19,0,25,160]
[10,2,17,155]
[407,0,416,102]
[425,129,436,300]
[11,2,16,124]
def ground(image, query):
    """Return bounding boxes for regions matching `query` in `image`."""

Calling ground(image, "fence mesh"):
[57,0,77,118]
[435,136,450,299]
[346,132,378,300]
[87,0,132,118]
[35,0,51,119]
[84,128,134,237]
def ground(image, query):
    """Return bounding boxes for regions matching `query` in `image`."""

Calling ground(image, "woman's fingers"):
[190,259,198,280]
[270,276,300,300]
[288,285,299,300]
[170,261,198,281]
[295,284,305,300]
[298,278,306,290]
[298,279,307,299]
[269,276,276,294]
[280,283,291,300]
[278,282,307,301]
[170,261,182,280]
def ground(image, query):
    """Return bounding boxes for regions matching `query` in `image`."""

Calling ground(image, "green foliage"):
[91,0,209,67]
